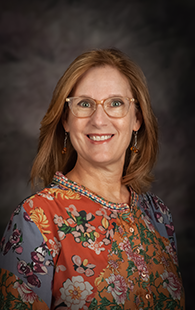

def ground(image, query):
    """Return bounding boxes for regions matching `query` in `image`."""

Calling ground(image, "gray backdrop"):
[0,0,194,308]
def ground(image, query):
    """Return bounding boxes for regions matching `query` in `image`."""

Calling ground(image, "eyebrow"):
[73,94,126,98]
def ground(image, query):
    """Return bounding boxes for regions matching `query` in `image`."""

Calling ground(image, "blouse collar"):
[52,171,138,212]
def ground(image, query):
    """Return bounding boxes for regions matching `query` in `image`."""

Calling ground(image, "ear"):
[61,112,70,133]
[133,109,143,131]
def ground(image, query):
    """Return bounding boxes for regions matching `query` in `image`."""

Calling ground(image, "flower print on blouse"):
[0,171,185,309]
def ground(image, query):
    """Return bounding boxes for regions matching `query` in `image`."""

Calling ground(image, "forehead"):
[73,65,132,97]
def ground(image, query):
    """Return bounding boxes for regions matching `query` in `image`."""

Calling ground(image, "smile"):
[88,135,113,141]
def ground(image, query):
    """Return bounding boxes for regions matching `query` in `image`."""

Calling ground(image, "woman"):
[0,49,185,309]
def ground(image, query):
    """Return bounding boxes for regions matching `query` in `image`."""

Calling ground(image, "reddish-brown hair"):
[31,48,158,193]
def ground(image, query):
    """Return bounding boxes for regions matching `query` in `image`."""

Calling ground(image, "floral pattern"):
[106,274,127,304]
[0,172,185,309]
[2,224,23,255]
[16,241,52,288]
[60,275,93,310]
[49,237,61,257]
[0,270,48,309]
[161,270,182,300]
[13,276,38,304]
[72,255,96,277]
[29,207,51,242]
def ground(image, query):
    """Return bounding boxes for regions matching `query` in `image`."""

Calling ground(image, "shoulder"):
[21,183,73,214]
[22,184,58,207]
[0,183,66,260]
[138,192,171,221]
[137,192,177,251]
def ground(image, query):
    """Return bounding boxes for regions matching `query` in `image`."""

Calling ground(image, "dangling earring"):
[62,132,68,154]
[130,131,139,153]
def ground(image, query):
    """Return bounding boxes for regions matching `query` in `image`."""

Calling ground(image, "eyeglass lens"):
[68,97,131,118]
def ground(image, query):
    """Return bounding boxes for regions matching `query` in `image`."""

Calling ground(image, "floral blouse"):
[0,171,185,309]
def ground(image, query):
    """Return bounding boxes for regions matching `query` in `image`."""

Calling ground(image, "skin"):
[62,65,142,204]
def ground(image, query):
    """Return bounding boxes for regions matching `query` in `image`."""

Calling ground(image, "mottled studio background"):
[0,0,194,308]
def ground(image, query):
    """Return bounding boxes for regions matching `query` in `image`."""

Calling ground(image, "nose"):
[90,103,108,127]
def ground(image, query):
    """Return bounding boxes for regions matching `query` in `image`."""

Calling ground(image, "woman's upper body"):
[0,172,185,309]
[0,48,185,309]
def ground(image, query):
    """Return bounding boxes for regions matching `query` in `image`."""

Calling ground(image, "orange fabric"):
[0,269,49,309]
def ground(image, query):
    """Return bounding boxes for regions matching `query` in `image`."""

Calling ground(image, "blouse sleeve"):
[0,202,54,309]
[139,192,178,252]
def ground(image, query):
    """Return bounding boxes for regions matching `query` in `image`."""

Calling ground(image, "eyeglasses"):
[65,96,137,118]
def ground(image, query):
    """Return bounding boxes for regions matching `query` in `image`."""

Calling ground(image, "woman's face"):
[63,65,142,170]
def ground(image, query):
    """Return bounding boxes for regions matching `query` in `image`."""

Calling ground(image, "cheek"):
[68,130,80,153]
[67,119,87,144]
[118,115,133,134]
[119,116,134,145]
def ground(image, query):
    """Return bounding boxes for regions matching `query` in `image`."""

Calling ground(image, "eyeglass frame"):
[65,96,138,118]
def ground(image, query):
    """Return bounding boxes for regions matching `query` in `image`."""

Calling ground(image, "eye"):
[78,100,91,108]
[110,99,124,107]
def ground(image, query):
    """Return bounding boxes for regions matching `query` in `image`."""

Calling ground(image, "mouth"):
[87,134,113,141]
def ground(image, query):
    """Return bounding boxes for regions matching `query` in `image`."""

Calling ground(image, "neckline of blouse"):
[52,171,138,212]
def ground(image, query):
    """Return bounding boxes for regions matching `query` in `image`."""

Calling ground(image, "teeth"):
[89,135,112,141]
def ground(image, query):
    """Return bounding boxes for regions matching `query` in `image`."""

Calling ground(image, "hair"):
[30,48,158,194]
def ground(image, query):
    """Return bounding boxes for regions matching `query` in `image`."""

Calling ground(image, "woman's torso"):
[0,171,185,309]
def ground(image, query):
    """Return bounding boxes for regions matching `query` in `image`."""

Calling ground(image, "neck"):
[66,158,130,204]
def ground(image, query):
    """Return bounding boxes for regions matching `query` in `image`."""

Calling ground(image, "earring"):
[62,132,68,154]
[130,131,139,153]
